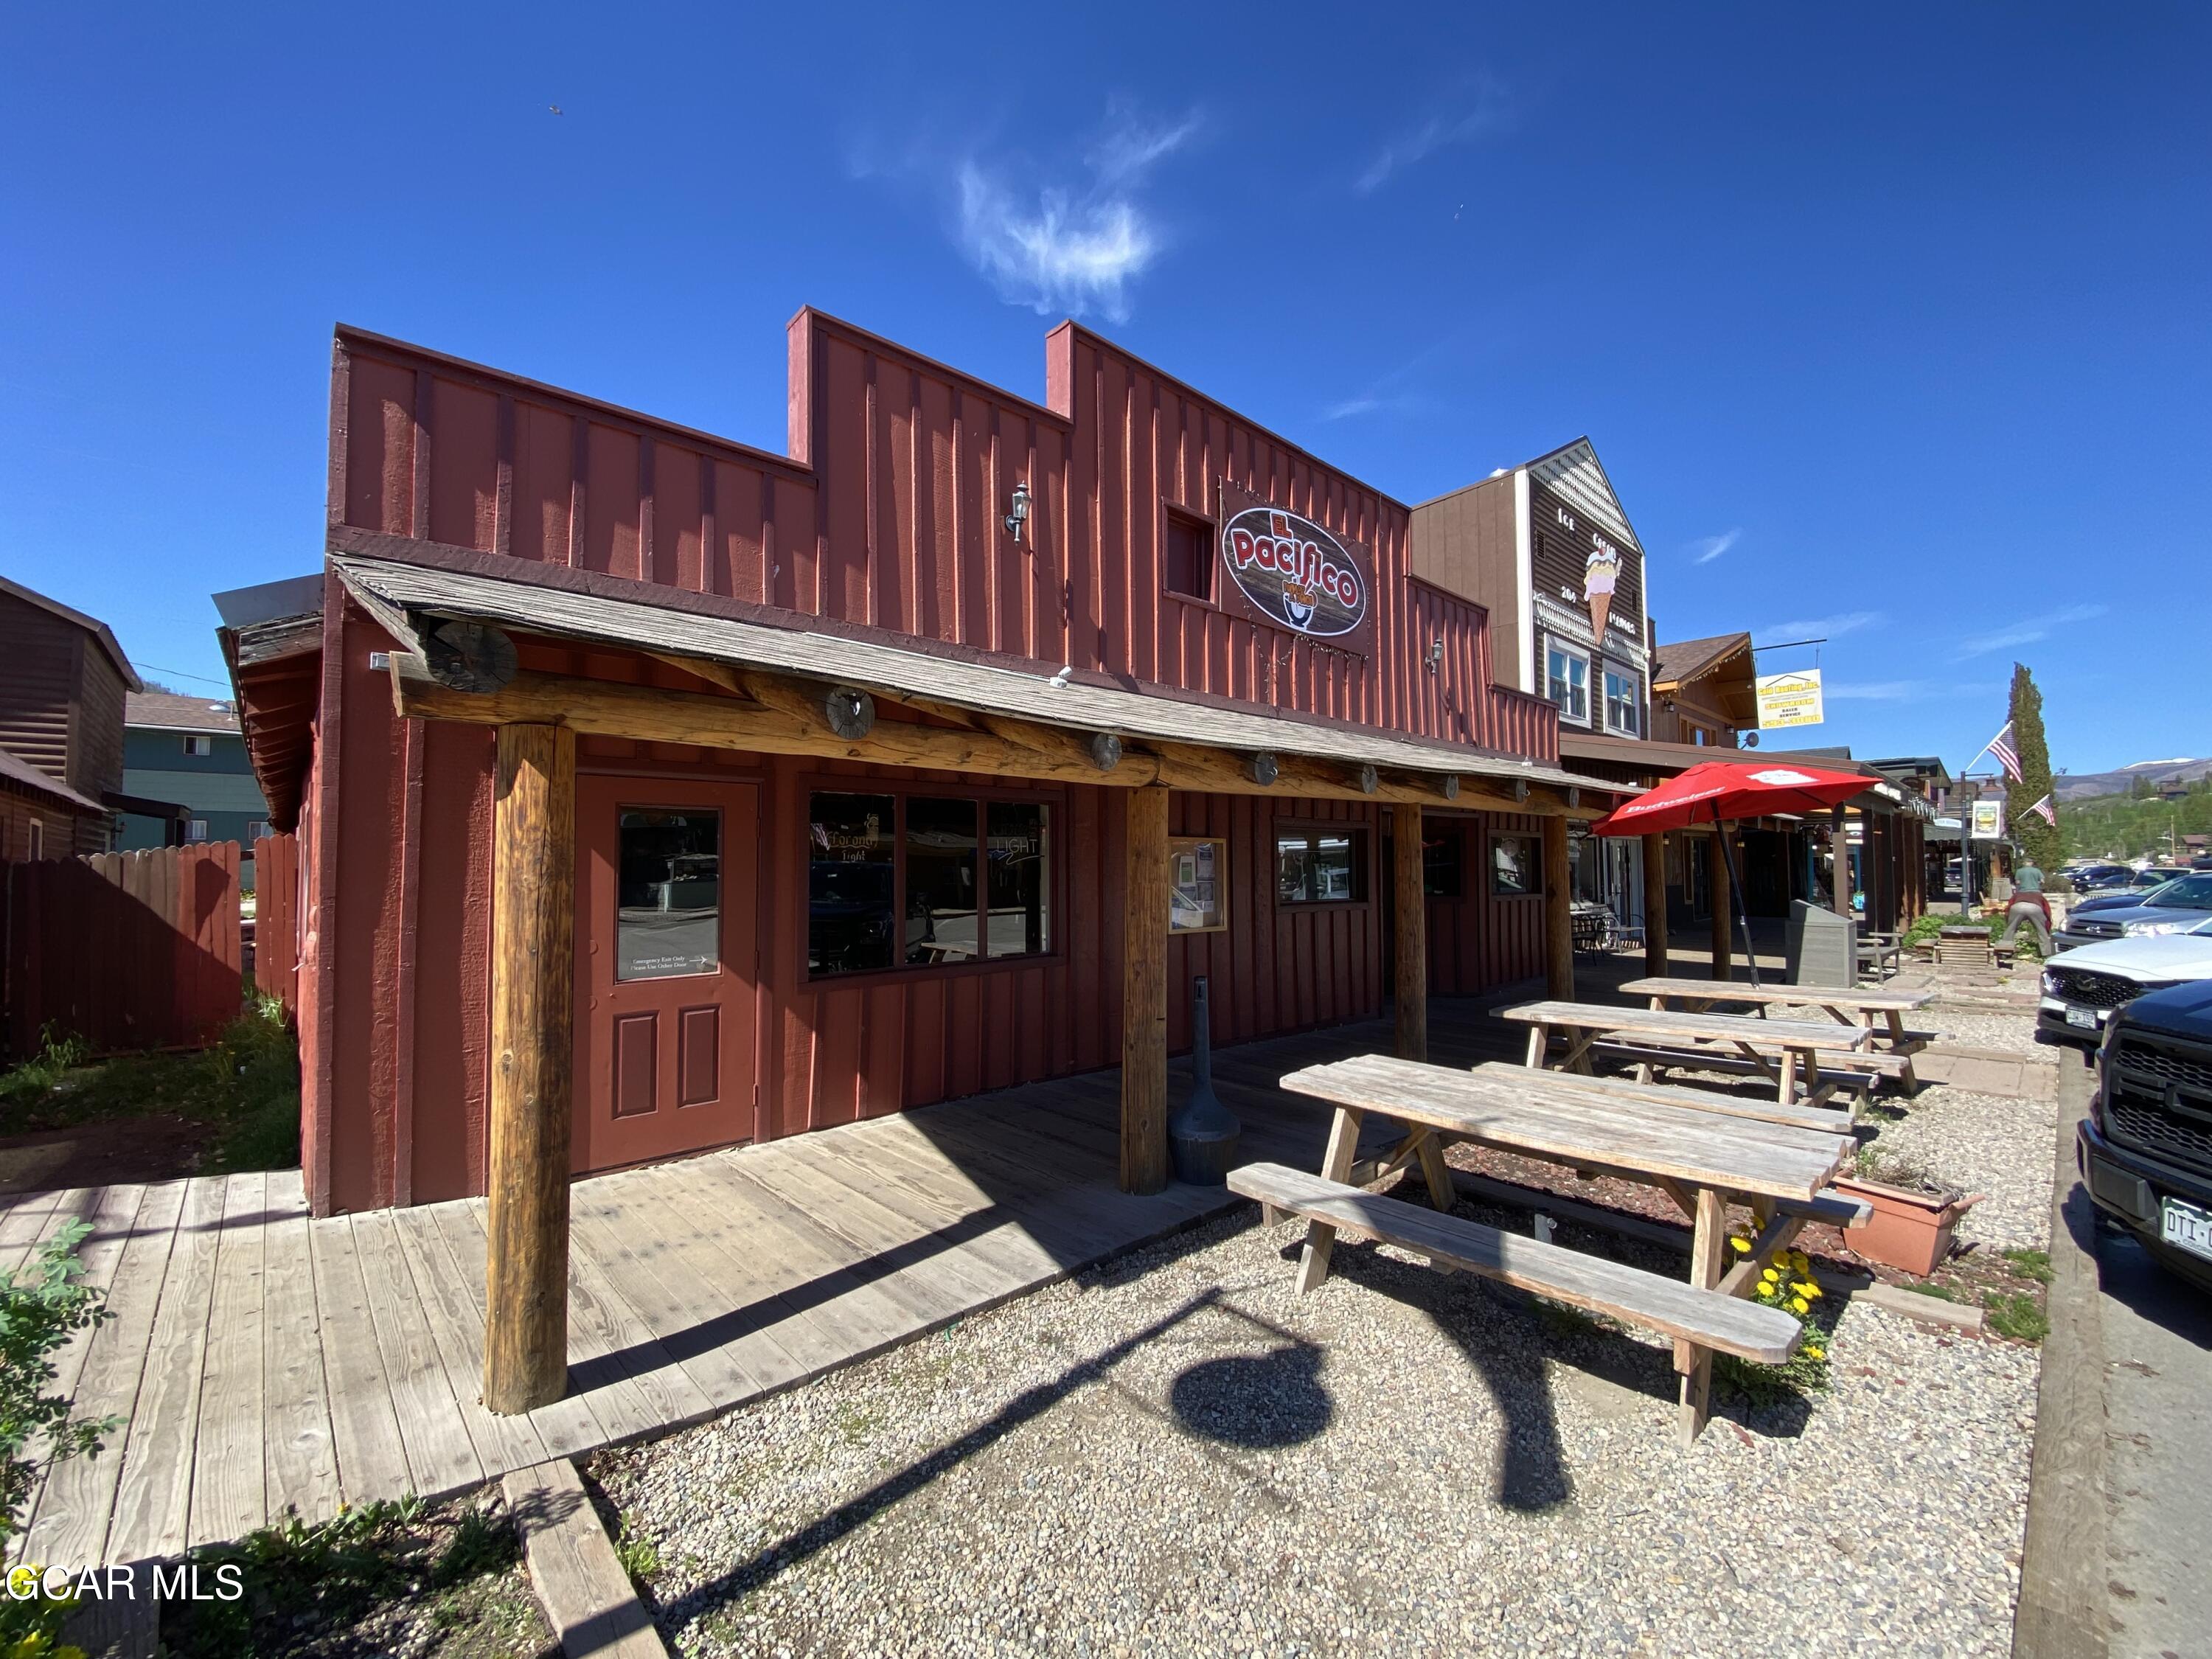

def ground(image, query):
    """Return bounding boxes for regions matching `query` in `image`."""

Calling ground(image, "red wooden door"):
[573,776,759,1173]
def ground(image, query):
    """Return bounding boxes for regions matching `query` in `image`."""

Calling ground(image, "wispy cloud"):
[948,104,1199,324]
[1688,529,1741,566]
[1823,681,1931,702]
[1355,76,1511,194]
[1752,611,1882,647]
[849,102,1198,324]
[1957,604,2106,658]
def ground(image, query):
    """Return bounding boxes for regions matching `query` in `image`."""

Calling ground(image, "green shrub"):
[0,1222,123,1659]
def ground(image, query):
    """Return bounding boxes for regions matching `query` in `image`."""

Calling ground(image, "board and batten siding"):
[332,316,1545,757]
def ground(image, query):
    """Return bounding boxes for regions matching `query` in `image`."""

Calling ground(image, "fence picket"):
[1,835,294,1058]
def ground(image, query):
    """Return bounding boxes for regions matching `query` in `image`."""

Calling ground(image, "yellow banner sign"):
[1756,669,1824,729]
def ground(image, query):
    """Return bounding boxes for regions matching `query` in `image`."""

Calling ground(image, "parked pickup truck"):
[2081,981,2212,1292]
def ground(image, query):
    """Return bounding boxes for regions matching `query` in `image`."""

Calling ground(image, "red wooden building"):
[227,310,1619,1403]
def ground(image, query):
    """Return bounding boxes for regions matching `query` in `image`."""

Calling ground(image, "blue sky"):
[4,4,2205,778]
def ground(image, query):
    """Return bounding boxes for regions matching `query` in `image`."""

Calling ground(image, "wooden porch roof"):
[333,552,1621,814]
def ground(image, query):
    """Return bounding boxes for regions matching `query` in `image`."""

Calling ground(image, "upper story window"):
[182,734,213,757]
[1164,512,1214,601]
[1545,641,1590,726]
[1603,666,1642,737]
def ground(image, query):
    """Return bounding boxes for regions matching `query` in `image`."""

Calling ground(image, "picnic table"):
[1244,1053,1857,1443]
[1618,975,1935,1088]
[1497,998,1876,1110]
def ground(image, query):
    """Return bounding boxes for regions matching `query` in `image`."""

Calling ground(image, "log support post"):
[1641,832,1669,978]
[1391,803,1427,1062]
[484,723,577,1416]
[1543,815,1573,1001]
[1119,786,1171,1194]
[1707,828,1732,982]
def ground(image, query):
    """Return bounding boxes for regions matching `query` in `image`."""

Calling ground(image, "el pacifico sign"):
[1756,669,1825,730]
[1216,479,1373,655]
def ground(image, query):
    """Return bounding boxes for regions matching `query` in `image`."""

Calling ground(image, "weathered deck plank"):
[105,1178,226,1562]
[349,1208,487,1500]
[260,1171,341,1527]
[188,1172,270,1545]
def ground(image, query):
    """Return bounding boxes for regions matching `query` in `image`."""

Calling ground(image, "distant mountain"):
[2056,757,2212,801]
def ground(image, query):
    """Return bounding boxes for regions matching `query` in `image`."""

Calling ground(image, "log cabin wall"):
[307,316,1561,1211]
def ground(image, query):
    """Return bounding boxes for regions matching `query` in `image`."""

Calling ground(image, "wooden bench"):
[1596,1040,1910,1115]
[1230,1163,1804,1366]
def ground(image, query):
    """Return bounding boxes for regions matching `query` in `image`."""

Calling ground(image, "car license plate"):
[2066,1007,2097,1029]
[2161,1198,2212,1263]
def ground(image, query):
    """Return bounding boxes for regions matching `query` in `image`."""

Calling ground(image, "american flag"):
[1983,721,2024,782]
[2027,793,2057,827]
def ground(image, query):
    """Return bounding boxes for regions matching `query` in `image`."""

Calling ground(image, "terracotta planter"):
[1831,1176,1986,1276]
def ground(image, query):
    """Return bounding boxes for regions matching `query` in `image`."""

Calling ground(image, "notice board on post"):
[1168,835,1228,933]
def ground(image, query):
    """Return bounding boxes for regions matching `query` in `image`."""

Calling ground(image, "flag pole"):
[1711,801,1763,991]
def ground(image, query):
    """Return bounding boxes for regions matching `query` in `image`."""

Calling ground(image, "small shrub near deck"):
[0,997,299,1175]
[0,1222,123,1659]
[164,1495,539,1659]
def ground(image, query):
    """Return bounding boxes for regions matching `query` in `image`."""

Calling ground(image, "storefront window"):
[1492,833,1542,897]
[1603,666,1641,736]
[905,797,981,965]
[1278,827,1367,905]
[1422,827,1463,898]
[808,793,896,975]
[809,790,1056,978]
[617,809,721,980]
[1545,644,1590,724]
[985,801,1051,957]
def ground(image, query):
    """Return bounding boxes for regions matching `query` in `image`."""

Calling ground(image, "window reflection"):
[905,797,981,965]
[809,793,896,974]
[986,801,1051,957]
[617,810,720,980]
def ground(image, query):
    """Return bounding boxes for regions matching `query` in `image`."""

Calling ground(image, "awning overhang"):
[331,551,1621,818]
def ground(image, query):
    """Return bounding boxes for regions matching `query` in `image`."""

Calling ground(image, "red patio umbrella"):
[1587,759,1871,988]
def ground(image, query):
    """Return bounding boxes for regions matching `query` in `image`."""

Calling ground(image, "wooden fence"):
[3,838,291,1057]
[252,830,302,1020]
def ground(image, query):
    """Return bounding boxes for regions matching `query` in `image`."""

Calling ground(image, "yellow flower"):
[1793,1281,1820,1299]
[1804,1344,1825,1360]
[1789,1296,1810,1314]
[1729,1237,1751,1254]
[1761,1267,1780,1282]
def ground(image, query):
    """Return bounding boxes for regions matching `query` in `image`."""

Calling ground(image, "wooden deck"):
[10,1009,1518,1567]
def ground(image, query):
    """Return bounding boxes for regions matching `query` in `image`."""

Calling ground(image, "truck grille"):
[2049,967,2149,1010]
[2070,919,2124,939]
[2106,1033,2212,1175]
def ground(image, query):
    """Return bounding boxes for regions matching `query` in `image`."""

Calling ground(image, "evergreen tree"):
[2010,661,2062,868]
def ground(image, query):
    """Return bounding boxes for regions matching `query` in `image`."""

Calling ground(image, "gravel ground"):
[596,1210,2039,1658]
[1854,1009,2057,1252]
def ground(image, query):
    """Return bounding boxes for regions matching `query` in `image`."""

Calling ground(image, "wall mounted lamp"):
[1004,479,1031,545]
[1425,636,1445,675]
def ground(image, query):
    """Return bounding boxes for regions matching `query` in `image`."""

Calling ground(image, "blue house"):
[118,690,271,885]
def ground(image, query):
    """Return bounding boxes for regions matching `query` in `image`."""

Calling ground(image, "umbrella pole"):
[1711,804,1763,990]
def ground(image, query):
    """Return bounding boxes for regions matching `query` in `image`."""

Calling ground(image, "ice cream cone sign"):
[1584,535,1622,639]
